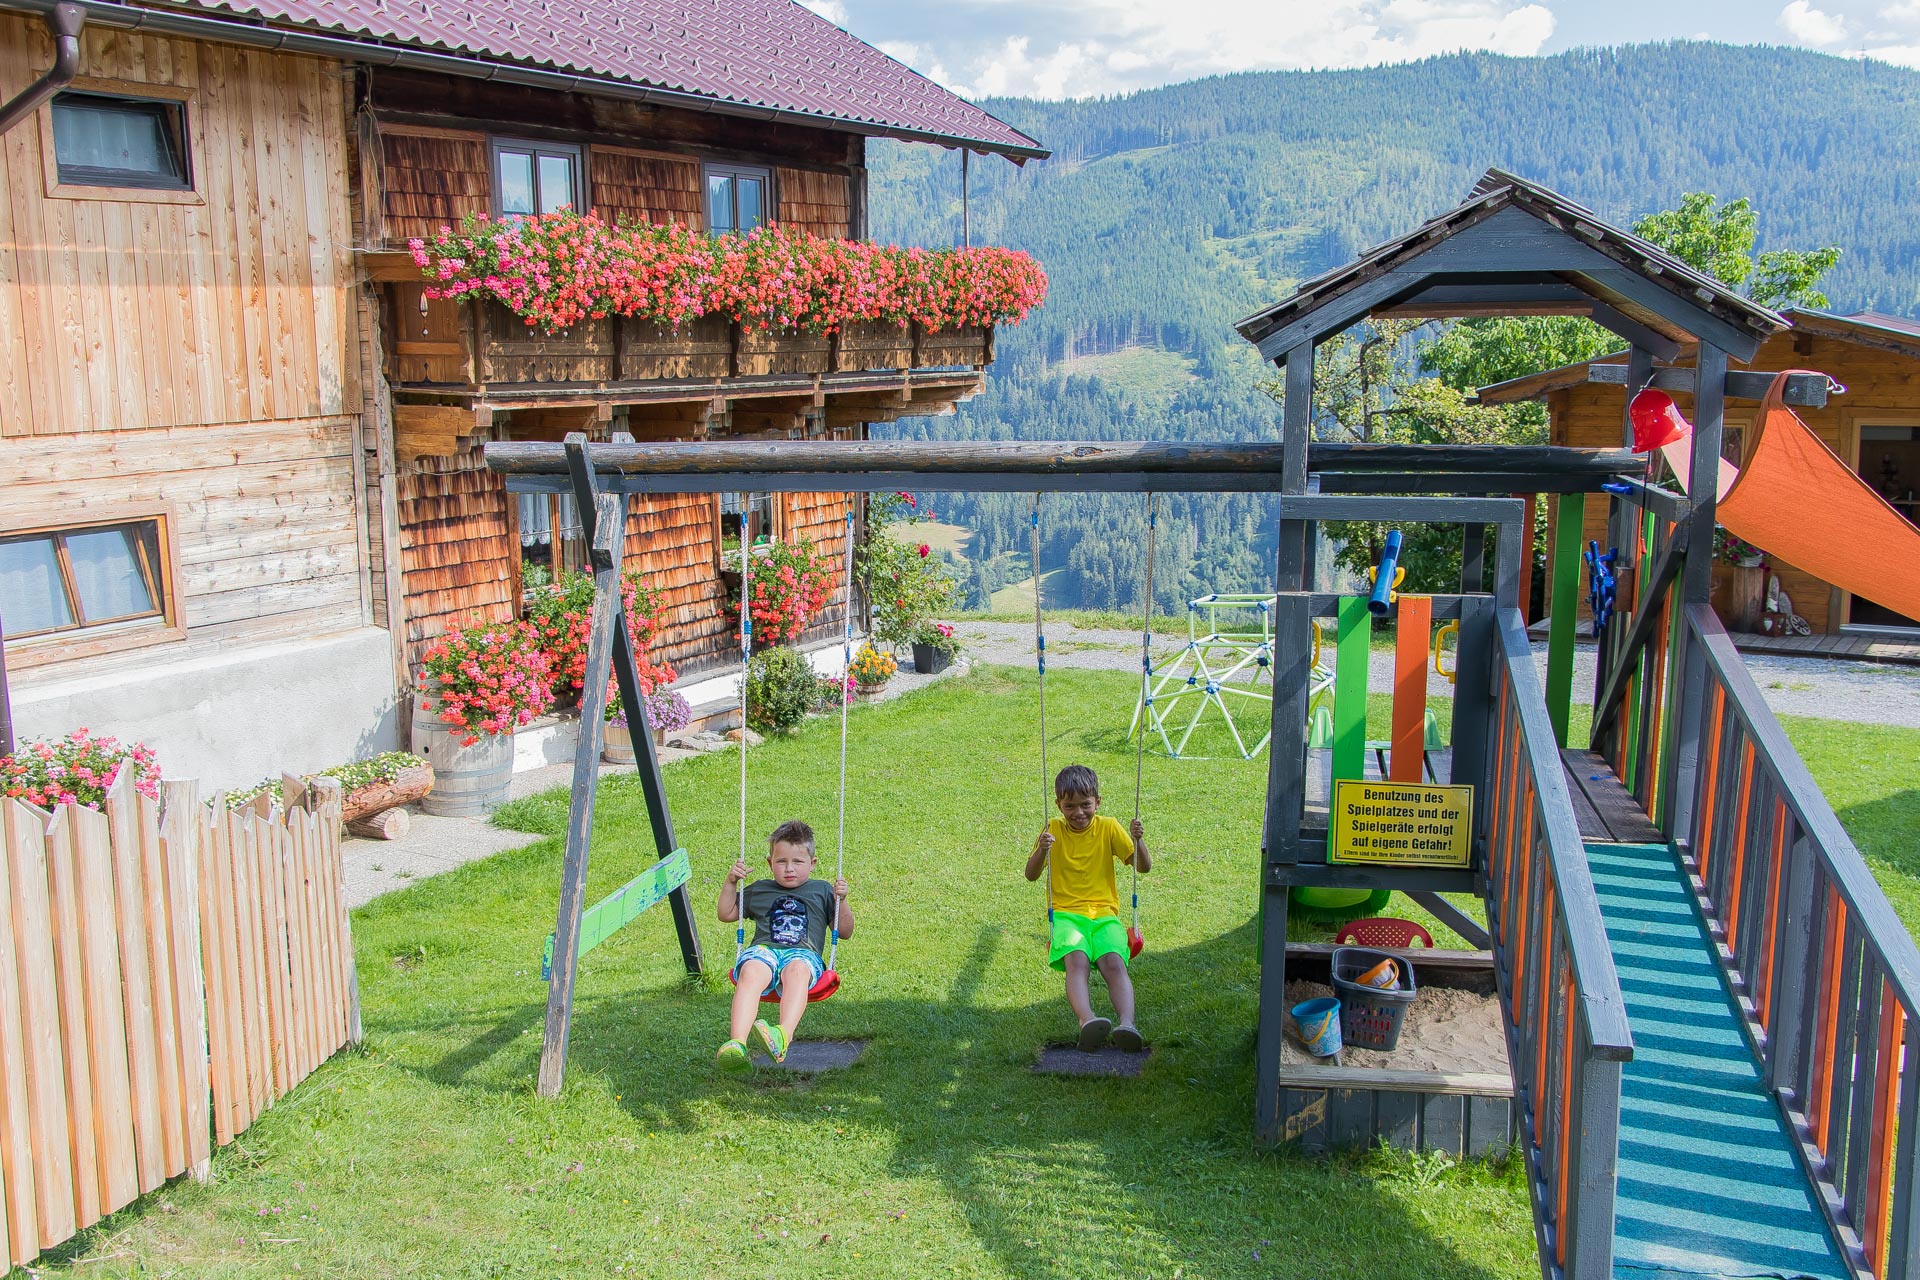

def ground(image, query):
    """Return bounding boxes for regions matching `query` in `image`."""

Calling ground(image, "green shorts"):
[1049,910,1129,971]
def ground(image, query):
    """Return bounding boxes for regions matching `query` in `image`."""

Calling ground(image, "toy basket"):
[1330,946,1417,1052]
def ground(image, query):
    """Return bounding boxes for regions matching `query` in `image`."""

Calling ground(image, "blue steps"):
[1588,840,1848,1280]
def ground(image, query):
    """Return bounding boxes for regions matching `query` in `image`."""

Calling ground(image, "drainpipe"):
[0,3,84,136]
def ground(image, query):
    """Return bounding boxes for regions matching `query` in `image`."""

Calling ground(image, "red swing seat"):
[731,958,841,1003]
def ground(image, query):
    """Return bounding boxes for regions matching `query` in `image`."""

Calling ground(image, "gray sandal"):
[1077,1017,1112,1051]
[1112,1024,1143,1053]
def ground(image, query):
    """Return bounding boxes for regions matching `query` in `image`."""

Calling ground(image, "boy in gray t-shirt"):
[716,819,851,1069]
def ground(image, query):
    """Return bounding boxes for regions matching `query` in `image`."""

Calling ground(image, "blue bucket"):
[1292,996,1343,1056]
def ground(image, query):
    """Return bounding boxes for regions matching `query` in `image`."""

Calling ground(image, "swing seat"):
[732,965,841,1004]
[1127,926,1144,959]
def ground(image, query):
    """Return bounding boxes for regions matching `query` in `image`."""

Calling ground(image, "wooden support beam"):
[392,404,468,462]
[1586,361,1829,407]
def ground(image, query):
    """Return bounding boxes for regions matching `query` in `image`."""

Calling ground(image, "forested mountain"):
[867,43,1920,611]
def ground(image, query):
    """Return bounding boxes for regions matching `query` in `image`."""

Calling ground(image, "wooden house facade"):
[1477,310,1920,634]
[0,0,1043,787]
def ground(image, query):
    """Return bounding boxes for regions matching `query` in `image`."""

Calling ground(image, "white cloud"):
[1779,1,1850,45]
[799,0,850,27]
[879,0,1555,99]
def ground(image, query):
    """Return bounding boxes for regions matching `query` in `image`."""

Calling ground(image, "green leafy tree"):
[1632,192,1840,308]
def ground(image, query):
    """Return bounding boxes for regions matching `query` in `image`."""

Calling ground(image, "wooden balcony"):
[367,254,993,430]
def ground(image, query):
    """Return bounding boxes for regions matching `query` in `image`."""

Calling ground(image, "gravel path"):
[953,620,1920,729]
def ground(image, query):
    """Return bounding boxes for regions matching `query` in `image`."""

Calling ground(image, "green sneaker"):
[715,1039,751,1073]
[753,1019,789,1064]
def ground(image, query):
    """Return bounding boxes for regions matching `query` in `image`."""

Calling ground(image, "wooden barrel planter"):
[834,319,915,372]
[854,679,889,702]
[410,705,514,817]
[618,314,732,380]
[603,720,637,764]
[737,325,831,376]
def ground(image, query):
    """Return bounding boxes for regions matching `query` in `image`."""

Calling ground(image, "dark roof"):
[1235,168,1786,359]
[113,0,1045,159]
[1474,308,1920,405]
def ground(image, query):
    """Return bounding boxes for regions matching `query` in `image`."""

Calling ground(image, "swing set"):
[487,434,1634,1098]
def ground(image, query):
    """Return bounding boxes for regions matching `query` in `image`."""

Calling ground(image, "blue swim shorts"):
[733,944,825,995]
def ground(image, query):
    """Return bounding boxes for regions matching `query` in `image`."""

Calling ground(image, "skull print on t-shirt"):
[767,895,808,947]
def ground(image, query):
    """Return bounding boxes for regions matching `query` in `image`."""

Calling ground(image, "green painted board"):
[1331,595,1369,784]
[1546,491,1584,748]
[542,849,693,981]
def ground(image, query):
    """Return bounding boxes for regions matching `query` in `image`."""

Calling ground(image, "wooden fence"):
[0,771,358,1271]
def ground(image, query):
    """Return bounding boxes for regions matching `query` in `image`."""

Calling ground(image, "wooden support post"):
[1546,492,1585,748]
[1256,343,1313,1146]
[1511,493,1536,623]
[537,435,629,1099]
[1668,343,1728,850]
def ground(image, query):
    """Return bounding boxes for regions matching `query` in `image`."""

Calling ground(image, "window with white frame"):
[705,163,770,235]
[0,518,170,640]
[492,138,582,217]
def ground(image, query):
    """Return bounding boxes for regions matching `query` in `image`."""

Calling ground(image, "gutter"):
[0,0,1050,161]
[0,2,83,136]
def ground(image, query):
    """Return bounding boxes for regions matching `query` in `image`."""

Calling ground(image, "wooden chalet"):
[1478,310,1920,634]
[0,0,1042,785]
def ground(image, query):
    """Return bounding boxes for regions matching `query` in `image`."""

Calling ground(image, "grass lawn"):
[33,670,1915,1279]
[38,666,1537,1280]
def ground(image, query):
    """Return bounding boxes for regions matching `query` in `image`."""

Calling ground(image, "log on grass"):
[338,764,435,824]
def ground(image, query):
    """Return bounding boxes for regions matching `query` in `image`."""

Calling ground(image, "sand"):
[1281,979,1511,1076]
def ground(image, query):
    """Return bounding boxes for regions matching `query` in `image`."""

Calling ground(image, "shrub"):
[417,619,554,745]
[859,492,960,648]
[1,729,161,811]
[743,647,817,733]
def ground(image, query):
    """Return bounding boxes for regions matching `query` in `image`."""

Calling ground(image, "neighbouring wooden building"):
[1477,309,1920,634]
[0,0,1043,786]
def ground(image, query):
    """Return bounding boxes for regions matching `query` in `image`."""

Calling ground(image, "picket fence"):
[0,770,359,1270]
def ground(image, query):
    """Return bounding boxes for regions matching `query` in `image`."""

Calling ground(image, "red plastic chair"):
[1334,917,1433,949]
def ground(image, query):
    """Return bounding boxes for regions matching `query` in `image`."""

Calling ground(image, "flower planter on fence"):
[480,301,615,383]
[911,643,954,675]
[915,323,990,367]
[410,704,514,816]
[339,762,435,824]
[737,325,831,376]
[835,319,916,372]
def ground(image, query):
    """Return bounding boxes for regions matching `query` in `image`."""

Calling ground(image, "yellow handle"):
[1311,618,1324,669]
[1433,620,1459,685]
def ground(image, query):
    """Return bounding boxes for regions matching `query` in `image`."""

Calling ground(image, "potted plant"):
[910,620,960,675]
[729,535,835,646]
[524,569,676,706]
[643,688,693,747]
[413,619,553,816]
[1712,527,1768,631]
[857,492,961,654]
[849,643,897,699]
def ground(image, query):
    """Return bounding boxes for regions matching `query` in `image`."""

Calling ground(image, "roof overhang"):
[1236,169,1786,363]
[0,0,1051,161]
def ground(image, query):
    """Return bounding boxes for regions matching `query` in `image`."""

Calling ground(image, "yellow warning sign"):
[1331,781,1474,868]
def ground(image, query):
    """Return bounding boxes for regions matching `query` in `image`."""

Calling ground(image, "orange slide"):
[1633,370,1920,623]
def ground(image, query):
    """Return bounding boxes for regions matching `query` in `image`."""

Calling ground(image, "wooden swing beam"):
[487,439,1647,495]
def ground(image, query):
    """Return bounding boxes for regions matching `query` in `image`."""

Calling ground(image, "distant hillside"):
[865,43,1920,612]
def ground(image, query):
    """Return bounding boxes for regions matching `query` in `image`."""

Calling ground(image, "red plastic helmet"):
[1629,388,1692,453]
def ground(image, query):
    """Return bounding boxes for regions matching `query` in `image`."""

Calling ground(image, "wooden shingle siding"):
[625,493,728,675]
[378,126,488,243]
[397,441,515,665]
[776,168,850,239]
[590,148,702,228]
[0,19,352,436]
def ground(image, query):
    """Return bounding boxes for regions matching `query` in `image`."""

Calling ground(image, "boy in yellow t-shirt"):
[1024,764,1152,1051]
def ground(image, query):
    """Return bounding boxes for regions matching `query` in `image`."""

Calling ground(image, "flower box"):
[339,762,436,823]
[736,326,831,377]
[619,313,732,381]
[835,319,915,372]
[480,301,614,383]
[916,324,990,368]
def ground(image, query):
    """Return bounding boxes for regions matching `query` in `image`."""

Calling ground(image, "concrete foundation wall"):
[14,628,401,793]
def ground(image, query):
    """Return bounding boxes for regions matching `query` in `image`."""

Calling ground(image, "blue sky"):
[801,1,1920,99]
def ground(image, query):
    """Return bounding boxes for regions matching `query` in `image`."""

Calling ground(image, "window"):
[716,492,778,569]
[518,492,586,590]
[491,139,581,217]
[0,519,168,640]
[50,91,190,190]
[706,164,769,235]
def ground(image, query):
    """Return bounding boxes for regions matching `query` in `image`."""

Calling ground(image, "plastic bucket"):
[1330,946,1417,1051]
[1292,996,1343,1056]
